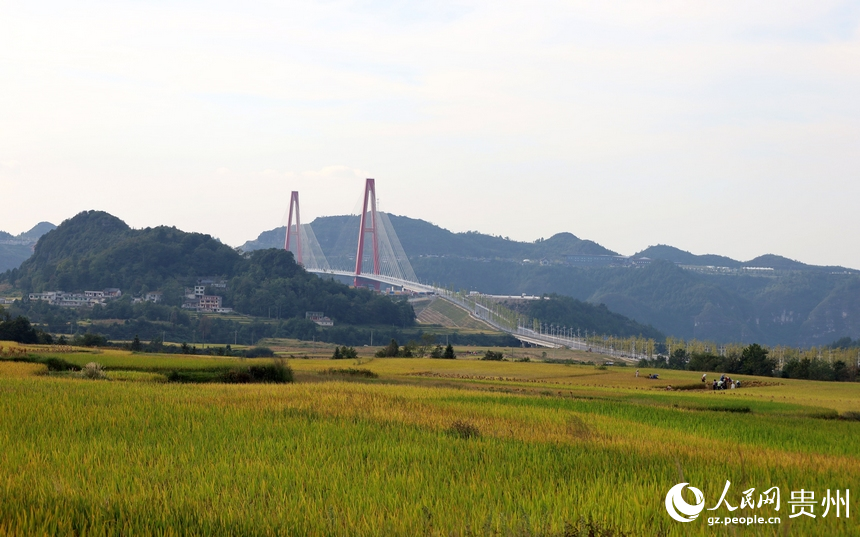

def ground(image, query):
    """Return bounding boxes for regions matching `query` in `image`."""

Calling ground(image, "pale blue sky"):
[1,1,858,267]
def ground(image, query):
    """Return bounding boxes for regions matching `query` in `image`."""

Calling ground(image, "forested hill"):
[2,211,414,327]
[410,256,860,346]
[240,215,860,345]
[634,244,854,273]
[7,211,242,292]
[241,214,617,262]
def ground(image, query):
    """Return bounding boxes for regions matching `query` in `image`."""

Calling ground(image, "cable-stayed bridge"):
[283,179,647,361]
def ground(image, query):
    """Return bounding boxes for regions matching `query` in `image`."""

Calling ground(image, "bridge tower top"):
[284,190,303,265]
[354,178,380,282]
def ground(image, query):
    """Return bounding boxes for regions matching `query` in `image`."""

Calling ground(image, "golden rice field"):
[1,343,859,536]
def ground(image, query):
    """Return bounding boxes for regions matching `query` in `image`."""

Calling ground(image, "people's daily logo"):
[665,483,705,522]
[664,481,849,527]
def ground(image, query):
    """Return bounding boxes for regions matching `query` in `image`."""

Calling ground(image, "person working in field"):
[701,373,707,383]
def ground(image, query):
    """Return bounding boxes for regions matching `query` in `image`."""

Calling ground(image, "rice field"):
[1,345,858,536]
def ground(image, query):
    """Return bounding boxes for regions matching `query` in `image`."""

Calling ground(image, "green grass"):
[1,353,859,535]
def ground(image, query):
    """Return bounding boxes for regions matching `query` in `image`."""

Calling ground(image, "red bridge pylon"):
[284,190,303,265]
[354,178,380,288]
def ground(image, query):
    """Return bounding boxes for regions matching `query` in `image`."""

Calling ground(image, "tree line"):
[638,343,859,382]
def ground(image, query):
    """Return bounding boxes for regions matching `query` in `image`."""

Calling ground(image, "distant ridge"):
[241,214,617,261]
[634,245,741,268]
[17,222,56,241]
[0,221,56,273]
[635,245,855,273]
[239,217,860,345]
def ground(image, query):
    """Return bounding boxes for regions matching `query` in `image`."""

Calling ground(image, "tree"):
[199,316,213,347]
[429,345,443,358]
[419,333,436,357]
[0,315,40,344]
[739,343,776,377]
[667,348,688,370]
[131,334,142,352]
[376,339,400,358]
[332,346,343,359]
[73,333,107,347]
[443,343,456,359]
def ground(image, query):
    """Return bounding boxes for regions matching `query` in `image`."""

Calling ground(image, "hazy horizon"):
[2,1,858,268]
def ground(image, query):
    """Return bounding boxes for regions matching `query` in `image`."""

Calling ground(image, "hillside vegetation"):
[2,211,414,329]
[241,216,860,346]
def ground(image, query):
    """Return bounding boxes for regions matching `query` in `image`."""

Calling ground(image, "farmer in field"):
[701,373,707,383]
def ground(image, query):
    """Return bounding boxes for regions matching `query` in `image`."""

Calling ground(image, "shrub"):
[222,369,253,383]
[248,359,294,383]
[81,362,107,380]
[225,358,294,383]
[74,333,108,347]
[481,350,504,361]
[167,370,183,382]
[244,346,275,358]
[447,420,480,439]
[41,357,81,372]
[321,368,378,378]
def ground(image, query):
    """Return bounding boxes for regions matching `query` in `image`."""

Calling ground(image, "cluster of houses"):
[27,277,234,314]
[305,311,333,326]
[28,288,123,307]
[181,284,233,314]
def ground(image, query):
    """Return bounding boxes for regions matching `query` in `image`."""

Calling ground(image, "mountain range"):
[0,222,56,272]
[3,212,857,346]
[243,215,855,273]
[242,215,860,346]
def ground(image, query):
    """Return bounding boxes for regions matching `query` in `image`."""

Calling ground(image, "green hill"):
[242,214,616,262]
[634,245,740,267]
[411,256,860,346]
[240,216,860,346]
[635,245,851,273]
[3,211,413,328]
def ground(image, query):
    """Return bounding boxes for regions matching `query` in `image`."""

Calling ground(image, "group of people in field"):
[633,370,741,389]
[704,373,740,390]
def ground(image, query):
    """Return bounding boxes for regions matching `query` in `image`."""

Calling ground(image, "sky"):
[1,1,859,268]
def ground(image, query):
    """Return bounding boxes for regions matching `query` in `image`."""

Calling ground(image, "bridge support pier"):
[353,276,381,291]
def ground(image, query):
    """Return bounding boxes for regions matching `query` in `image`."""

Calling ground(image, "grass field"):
[1,342,858,536]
